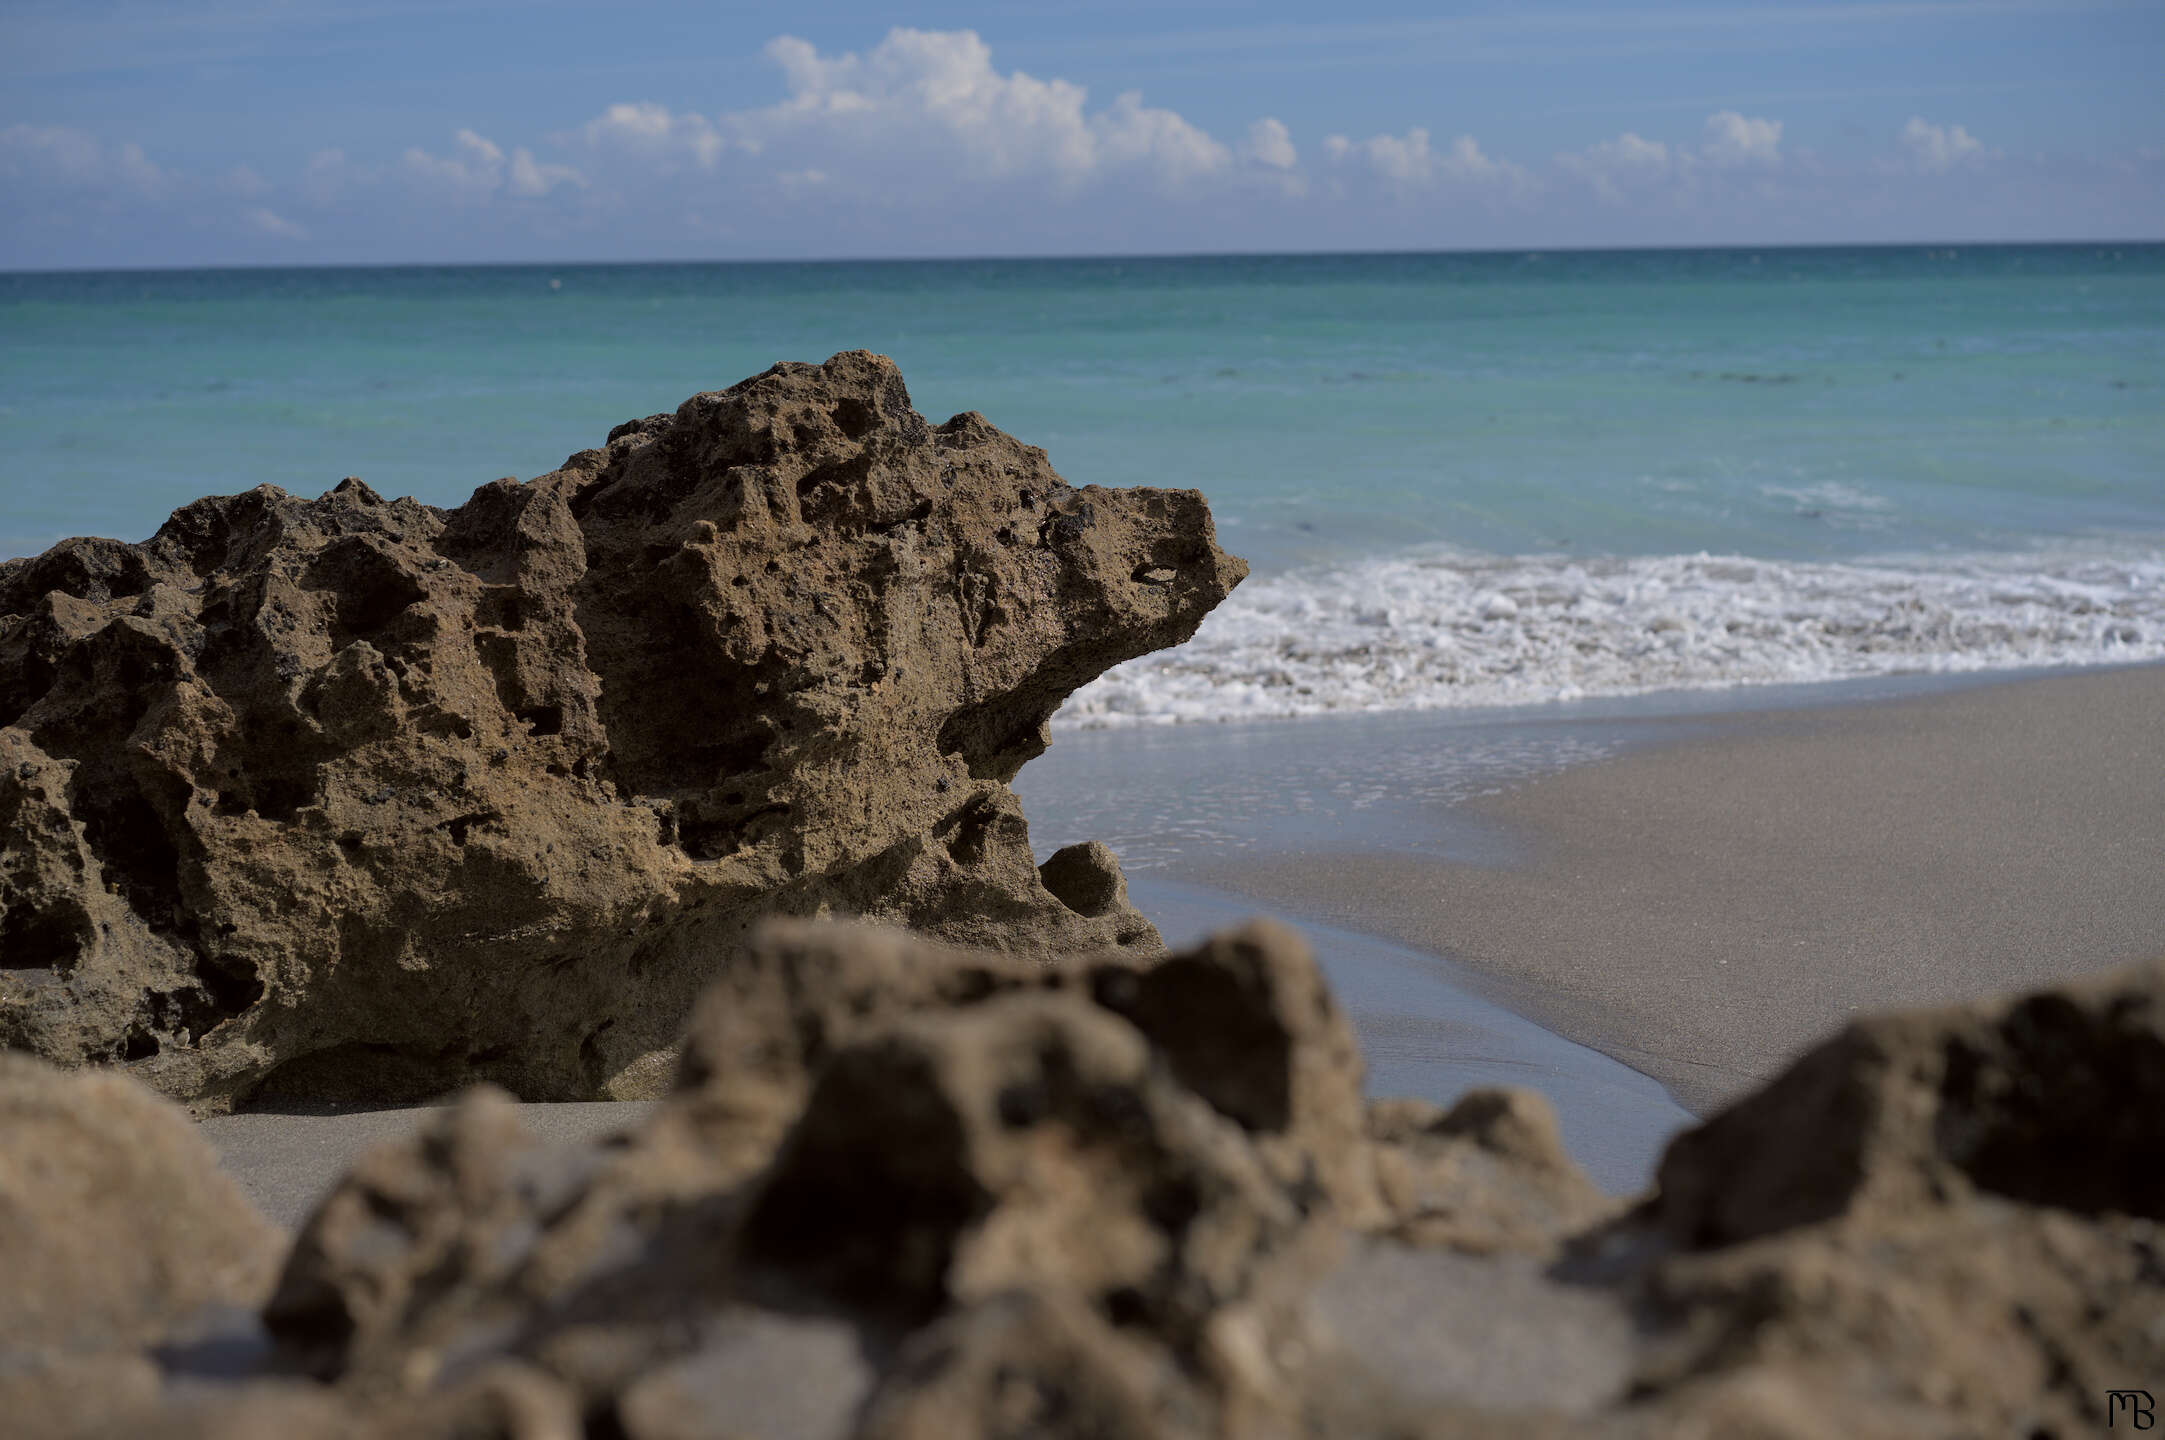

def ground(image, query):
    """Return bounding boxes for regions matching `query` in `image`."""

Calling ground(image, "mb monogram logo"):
[2109,1390,2156,1430]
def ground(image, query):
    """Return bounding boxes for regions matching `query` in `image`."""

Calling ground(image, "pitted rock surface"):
[252,920,1367,1410]
[5,926,2161,1438]
[0,352,1246,1111]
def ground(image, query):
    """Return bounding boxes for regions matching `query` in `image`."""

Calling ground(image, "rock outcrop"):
[0,352,1246,1111]
[1598,953,2165,1439]
[2,924,2160,1438]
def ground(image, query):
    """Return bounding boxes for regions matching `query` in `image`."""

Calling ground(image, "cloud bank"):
[1,29,2153,268]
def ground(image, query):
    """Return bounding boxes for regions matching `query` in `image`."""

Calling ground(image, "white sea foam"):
[1056,539,2165,728]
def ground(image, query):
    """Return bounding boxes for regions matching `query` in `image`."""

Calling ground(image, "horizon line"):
[5,234,2162,279]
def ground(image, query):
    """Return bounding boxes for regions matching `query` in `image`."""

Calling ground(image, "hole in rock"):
[1141,1177,1203,1234]
[937,797,1000,868]
[0,903,91,972]
[194,952,264,1017]
[252,775,318,823]
[308,538,428,650]
[516,705,565,737]
[474,588,527,632]
[1105,1286,1150,1328]
[830,396,877,439]
[677,802,788,862]
[149,983,237,1048]
[75,784,185,929]
[579,1020,616,1087]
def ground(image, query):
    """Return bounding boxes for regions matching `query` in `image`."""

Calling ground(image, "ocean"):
[4,245,2160,724]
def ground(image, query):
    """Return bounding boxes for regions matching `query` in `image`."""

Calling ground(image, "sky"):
[2,0,2160,268]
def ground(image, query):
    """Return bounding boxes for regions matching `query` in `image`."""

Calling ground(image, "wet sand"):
[1182,663,2165,1113]
[1130,876,1690,1194]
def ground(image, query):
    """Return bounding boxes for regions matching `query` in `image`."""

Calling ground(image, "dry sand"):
[1191,663,2165,1113]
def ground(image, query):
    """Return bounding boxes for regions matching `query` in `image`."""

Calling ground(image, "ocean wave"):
[1056,540,2165,727]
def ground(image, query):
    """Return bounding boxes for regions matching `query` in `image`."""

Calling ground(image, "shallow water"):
[1017,666,2113,1185]
[1127,876,1691,1195]
[1017,664,2043,872]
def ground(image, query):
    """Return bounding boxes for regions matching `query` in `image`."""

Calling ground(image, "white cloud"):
[244,206,306,239]
[1557,132,1671,201]
[1900,116,1984,173]
[16,29,2135,269]
[579,102,729,171]
[1241,117,1297,170]
[404,128,506,192]
[508,146,583,198]
[0,124,167,194]
[1323,127,1530,194]
[722,28,1229,191]
[1559,111,1780,201]
[404,128,584,199]
[1701,111,1782,169]
[1094,91,1230,182]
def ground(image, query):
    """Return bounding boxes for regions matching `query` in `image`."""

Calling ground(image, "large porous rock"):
[1599,953,2165,1440]
[660,919,1095,1179]
[0,352,1246,1111]
[737,993,1312,1335]
[1647,955,2165,1245]
[238,922,1393,1435]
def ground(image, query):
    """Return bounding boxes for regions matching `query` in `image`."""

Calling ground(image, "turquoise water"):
[4,246,2161,718]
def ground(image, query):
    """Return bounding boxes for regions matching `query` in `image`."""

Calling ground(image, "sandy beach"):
[1164,662,2165,1113]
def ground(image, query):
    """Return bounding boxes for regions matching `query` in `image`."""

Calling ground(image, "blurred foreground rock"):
[0,352,1244,1112]
[0,1053,284,1439]
[3,923,2156,1438]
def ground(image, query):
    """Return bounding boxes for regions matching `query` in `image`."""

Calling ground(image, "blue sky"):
[3,0,2160,267]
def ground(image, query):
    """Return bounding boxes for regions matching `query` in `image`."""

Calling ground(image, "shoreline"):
[1123,875,1690,1194]
[1150,661,2165,1113]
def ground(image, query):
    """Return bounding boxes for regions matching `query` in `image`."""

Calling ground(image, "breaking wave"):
[1057,539,2165,727]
